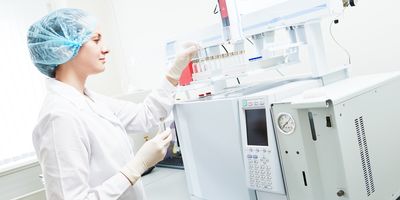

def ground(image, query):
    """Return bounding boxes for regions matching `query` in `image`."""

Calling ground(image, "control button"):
[252,155,258,159]
[254,101,259,106]
[260,101,265,106]
[267,186,272,189]
[247,154,252,158]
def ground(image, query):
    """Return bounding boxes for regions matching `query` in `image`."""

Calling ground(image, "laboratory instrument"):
[271,72,400,200]
[238,80,323,200]
[174,79,321,200]
[168,0,359,199]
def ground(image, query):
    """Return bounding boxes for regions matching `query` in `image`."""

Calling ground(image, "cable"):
[329,18,352,65]
[221,44,229,53]
[213,3,219,14]
[236,77,241,84]
[246,38,254,45]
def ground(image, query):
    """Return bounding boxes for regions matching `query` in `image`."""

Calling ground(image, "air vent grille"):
[355,116,375,196]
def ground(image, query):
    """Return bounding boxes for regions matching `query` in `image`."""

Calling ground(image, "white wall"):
[100,0,220,94]
[0,0,47,165]
[0,1,49,199]
[321,0,400,75]
[109,0,220,92]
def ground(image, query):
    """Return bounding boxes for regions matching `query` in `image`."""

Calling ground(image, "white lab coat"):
[33,78,176,200]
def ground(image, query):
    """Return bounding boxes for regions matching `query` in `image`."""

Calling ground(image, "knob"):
[337,190,345,197]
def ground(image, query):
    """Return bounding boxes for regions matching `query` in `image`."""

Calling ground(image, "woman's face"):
[72,28,109,76]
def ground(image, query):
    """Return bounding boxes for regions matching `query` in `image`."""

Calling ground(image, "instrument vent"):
[355,116,375,196]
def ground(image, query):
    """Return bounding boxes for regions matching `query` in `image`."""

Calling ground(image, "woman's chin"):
[91,66,106,75]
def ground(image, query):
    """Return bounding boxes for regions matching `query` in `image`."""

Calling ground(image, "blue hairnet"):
[27,8,97,77]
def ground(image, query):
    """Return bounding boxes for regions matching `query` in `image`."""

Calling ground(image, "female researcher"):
[27,8,198,199]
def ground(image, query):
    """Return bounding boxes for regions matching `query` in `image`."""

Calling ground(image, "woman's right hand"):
[166,42,200,81]
[120,129,172,184]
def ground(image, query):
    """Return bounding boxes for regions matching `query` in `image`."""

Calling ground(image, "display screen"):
[245,109,268,146]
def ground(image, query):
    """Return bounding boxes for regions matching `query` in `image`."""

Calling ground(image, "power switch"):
[326,116,332,127]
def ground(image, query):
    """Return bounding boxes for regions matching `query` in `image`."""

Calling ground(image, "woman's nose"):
[101,46,110,54]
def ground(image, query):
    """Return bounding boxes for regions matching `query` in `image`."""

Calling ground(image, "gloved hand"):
[120,129,172,184]
[166,42,200,80]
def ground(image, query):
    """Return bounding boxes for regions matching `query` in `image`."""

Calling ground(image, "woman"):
[27,8,198,199]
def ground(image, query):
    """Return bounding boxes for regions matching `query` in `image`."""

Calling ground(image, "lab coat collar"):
[46,78,121,125]
[84,90,122,125]
[46,78,88,110]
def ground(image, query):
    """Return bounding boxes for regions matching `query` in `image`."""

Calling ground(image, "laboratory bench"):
[0,161,189,200]
[142,167,190,200]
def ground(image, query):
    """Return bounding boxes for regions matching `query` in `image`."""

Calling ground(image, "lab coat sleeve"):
[104,78,176,133]
[33,111,131,200]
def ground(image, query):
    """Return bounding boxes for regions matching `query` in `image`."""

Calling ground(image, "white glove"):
[166,42,200,80]
[120,129,172,184]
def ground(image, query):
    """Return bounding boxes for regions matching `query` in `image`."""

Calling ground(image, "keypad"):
[247,147,274,190]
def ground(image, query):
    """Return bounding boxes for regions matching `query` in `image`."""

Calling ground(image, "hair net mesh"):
[27,8,97,77]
